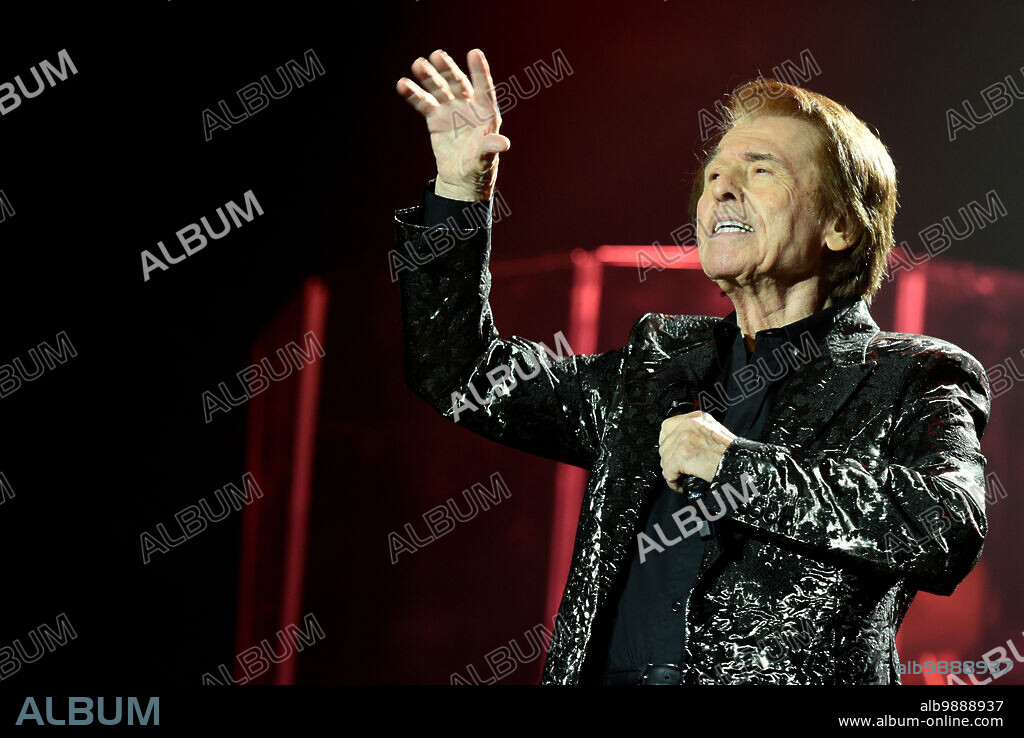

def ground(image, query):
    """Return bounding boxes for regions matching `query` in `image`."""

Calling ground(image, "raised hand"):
[396,49,510,201]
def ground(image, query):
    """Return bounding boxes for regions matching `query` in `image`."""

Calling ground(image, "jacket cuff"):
[392,196,491,284]
[708,437,787,528]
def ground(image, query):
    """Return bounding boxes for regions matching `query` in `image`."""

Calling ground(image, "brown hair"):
[689,78,898,305]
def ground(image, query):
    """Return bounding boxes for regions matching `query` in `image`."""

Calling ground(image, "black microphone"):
[657,368,714,540]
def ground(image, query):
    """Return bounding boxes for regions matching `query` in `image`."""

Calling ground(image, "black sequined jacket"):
[394,204,992,685]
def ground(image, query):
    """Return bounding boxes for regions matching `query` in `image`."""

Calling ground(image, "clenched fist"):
[659,411,737,490]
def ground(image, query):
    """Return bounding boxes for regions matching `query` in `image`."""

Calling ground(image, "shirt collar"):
[712,295,859,369]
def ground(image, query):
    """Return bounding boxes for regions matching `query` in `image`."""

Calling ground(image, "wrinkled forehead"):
[707,116,822,172]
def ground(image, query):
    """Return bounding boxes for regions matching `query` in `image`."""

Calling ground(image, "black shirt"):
[415,178,856,672]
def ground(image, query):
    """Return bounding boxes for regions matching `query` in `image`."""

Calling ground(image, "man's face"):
[696,115,836,290]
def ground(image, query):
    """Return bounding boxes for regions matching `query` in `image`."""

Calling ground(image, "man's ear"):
[823,213,858,252]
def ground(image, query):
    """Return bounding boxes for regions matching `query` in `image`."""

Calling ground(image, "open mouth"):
[712,220,755,236]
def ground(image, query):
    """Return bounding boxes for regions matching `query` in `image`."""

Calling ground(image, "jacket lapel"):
[760,355,878,448]
[606,334,719,554]
[695,299,881,575]
[619,339,719,486]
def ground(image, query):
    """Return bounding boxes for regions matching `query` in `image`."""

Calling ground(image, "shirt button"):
[671,601,684,612]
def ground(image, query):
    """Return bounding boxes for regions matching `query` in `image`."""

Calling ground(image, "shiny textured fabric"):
[394,204,992,685]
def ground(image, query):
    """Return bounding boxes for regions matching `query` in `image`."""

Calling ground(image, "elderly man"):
[393,49,991,685]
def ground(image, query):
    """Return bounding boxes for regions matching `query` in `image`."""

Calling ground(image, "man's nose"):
[711,170,743,202]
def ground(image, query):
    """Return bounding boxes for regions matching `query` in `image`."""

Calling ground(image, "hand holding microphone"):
[657,372,737,539]
[657,371,736,490]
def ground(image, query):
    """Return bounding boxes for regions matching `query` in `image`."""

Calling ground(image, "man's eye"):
[708,172,719,181]
[755,167,771,174]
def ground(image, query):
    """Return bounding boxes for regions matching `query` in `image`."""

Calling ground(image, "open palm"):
[396,49,510,201]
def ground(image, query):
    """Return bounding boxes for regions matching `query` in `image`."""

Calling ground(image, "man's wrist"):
[422,178,493,230]
[434,177,488,202]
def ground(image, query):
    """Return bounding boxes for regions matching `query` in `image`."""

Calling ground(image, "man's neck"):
[722,279,831,352]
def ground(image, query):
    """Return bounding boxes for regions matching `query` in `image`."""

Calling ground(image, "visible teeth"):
[714,220,754,234]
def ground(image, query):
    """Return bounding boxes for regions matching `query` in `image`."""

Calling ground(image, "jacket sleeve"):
[710,348,991,596]
[394,201,626,470]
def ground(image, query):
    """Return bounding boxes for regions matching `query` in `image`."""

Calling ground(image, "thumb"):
[480,134,511,154]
